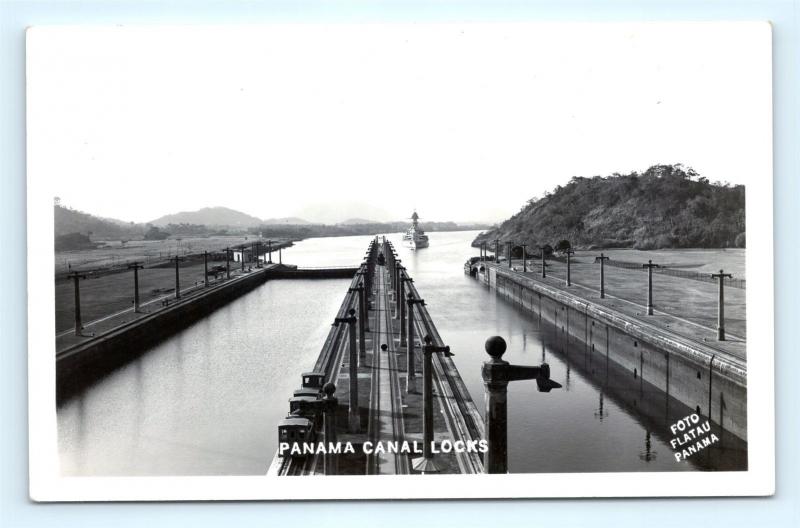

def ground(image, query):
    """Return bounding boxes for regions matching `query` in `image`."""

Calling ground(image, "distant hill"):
[261,217,311,225]
[54,204,140,240]
[473,165,745,251]
[339,218,376,225]
[150,207,262,228]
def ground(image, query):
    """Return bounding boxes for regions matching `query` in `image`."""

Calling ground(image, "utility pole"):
[268,240,273,263]
[203,251,209,287]
[507,242,513,269]
[565,248,575,287]
[225,247,231,279]
[128,262,144,312]
[494,239,500,262]
[642,259,660,315]
[711,269,733,340]
[595,253,610,298]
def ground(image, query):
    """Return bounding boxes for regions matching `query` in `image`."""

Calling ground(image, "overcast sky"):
[27,22,771,224]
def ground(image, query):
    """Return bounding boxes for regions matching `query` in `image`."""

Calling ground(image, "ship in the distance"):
[402,211,429,250]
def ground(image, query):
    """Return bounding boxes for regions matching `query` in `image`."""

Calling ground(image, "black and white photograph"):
[26,21,774,500]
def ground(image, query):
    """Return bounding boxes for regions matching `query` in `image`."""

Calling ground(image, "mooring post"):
[565,248,575,286]
[171,256,184,299]
[321,382,338,475]
[128,262,144,312]
[68,272,86,336]
[335,309,360,433]
[643,259,660,315]
[711,269,733,340]
[481,336,562,473]
[595,253,610,298]
[406,293,425,394]
[538,246,547,278]
[411,335,454,473]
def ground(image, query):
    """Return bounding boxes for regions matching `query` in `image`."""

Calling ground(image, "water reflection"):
[58,231,746,475]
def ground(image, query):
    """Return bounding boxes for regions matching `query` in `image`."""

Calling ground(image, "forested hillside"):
[473,165,745,250]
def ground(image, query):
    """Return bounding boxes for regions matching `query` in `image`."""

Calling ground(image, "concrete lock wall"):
[480,265,746,441]
[56,269,272,403]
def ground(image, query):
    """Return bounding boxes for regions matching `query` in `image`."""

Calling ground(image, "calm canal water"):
[58,231,746,475]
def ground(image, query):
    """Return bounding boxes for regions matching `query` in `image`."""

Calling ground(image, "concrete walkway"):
[56,264,277,353]
[504,256,746,360]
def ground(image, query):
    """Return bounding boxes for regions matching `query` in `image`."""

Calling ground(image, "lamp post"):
[322,382,338,475]
[711,269,733,340]
[411,335,454,473]
[68,271,86,336]
[564,248,575,286]
[171,256,184,299]
[336,309,360,433]
[406,293,426,394]
[128,262,144,312]
[595,253,610,298]
[642,260,660,315]
[521,244,528,272]
[225,247,231,279]
[481,336,562,473]
[538,246,547,278]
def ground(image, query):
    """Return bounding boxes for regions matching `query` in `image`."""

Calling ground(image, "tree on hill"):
[473,164,745,251]
[144,225,170,240]
[55,232,96,251]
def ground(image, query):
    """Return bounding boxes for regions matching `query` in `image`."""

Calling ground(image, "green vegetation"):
[474,164,745,251]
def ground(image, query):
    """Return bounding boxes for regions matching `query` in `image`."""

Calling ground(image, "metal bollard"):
[481,336,562,474]
[411,335,453,473]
